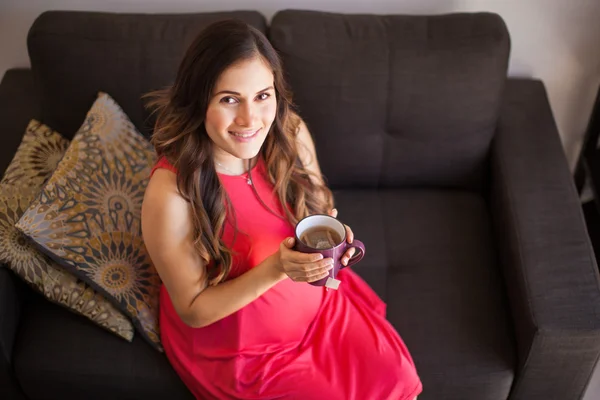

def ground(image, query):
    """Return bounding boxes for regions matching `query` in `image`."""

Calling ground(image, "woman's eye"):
[221,96,237,104]
[257,93,270,101]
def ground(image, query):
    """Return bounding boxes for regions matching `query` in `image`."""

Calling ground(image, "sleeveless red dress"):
[150,156,422,400]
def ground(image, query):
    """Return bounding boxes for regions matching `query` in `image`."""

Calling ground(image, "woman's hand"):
[276,238,334,282]
[328,208,356,266]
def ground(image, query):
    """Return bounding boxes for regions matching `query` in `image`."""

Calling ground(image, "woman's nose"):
[234,103,255,127]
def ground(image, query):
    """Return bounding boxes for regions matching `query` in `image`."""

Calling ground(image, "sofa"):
[1,9,600,400]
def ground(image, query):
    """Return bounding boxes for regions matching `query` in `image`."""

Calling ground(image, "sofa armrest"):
[490,78,600,400]
[0,68,39,399]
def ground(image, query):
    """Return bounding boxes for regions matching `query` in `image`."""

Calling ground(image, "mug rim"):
[295,214,345,250]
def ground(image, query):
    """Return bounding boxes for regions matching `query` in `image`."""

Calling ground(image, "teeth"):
[229,130,257,138]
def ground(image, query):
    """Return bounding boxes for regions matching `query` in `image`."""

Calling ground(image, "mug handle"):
[343,239,365,268]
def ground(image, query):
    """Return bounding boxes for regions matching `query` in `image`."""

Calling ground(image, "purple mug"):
[294,214,366,288]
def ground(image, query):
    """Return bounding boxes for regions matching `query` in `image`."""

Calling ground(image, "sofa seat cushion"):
[13,289,193,400]
[334,188,515,399]
[13,188,516,400]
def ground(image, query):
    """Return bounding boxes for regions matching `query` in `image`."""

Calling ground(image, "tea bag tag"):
[325,277,341,290]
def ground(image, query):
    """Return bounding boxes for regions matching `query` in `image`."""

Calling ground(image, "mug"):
[294,214,366,288]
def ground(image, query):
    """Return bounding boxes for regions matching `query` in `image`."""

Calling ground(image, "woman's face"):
[205,56,277,166]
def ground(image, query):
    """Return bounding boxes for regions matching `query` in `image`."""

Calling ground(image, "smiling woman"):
[141,19,422,400]
[205,59,277,166]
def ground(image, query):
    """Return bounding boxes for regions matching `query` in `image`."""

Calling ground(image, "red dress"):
[150,156,422,400]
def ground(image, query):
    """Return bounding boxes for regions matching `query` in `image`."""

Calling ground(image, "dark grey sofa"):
[1,9,600,400]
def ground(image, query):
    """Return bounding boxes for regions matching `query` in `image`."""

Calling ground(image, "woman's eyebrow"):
[213,86,274,96]
[256,86,274,93]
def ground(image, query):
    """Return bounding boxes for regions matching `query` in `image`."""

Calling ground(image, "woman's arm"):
[141,168,332,328]
[142,168,287,328]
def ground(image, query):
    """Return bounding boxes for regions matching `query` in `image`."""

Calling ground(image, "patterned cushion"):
[16,94,161,351]
[1,120,134,341]
[2,120,69,185]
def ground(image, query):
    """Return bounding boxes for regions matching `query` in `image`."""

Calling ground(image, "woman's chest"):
[221,179,294,276]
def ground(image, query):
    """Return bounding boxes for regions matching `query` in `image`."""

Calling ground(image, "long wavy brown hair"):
[144,19,334,286]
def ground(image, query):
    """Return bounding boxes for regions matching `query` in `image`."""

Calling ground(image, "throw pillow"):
[16,94,162,351]
[2,120,67,185]
[1,120,134,341]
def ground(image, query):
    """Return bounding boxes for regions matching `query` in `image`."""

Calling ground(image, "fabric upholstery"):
[336,188,516,399]
[0,68,40,400]
[27,11,267,139]
[16,93,160,350]
[0,69,41,179]
[0,269,27,400]
[269,10,510,190]
[489,78,600,400]
[14,290,193,400]
[0,120,134,342]
[332,189,389,298]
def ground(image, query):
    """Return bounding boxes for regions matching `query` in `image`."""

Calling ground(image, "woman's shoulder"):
[150,155,178,177]
[145,156,183,211]
[143,157,190,245]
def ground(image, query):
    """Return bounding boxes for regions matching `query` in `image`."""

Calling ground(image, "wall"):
[1,0,600,169]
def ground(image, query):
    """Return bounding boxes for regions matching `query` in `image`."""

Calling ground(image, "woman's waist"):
[160,281,324,353]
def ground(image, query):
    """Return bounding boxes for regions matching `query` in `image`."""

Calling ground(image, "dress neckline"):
[216,157,264,179]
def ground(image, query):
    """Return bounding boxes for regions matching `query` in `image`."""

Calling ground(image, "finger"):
[307,269,334,283]
[328,208,338,218]
[281,237,295,249]
[283,260,333,282]
[288,258,334,273]
[341,247,356,266]
[286,251,326,264]
[298,263,334,280]
[279,241,324,263]
[290,266,333,282]
[344,224,354,243]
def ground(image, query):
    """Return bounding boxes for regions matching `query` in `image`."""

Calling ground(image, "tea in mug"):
[300,226,343,249]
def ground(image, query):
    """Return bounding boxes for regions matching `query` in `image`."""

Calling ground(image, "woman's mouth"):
[228,128,260,142]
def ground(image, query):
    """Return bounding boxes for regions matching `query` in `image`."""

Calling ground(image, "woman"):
[141,19,422,400]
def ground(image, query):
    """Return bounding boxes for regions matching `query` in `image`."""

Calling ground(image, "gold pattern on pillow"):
[2,120,69,186]
[16,94,162,351]
[1,120,134,341]
[0,184,47,289]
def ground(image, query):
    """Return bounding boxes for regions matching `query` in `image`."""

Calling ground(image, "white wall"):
[1,0,600,169]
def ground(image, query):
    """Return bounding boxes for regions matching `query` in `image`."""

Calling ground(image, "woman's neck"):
[213,152,258,176]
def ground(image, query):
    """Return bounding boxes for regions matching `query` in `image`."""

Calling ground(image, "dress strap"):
[150,156,178,177]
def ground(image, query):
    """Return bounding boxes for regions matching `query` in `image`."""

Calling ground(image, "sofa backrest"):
[27,11,267,139]
[270,10,510,190]
[27,9,509,190]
